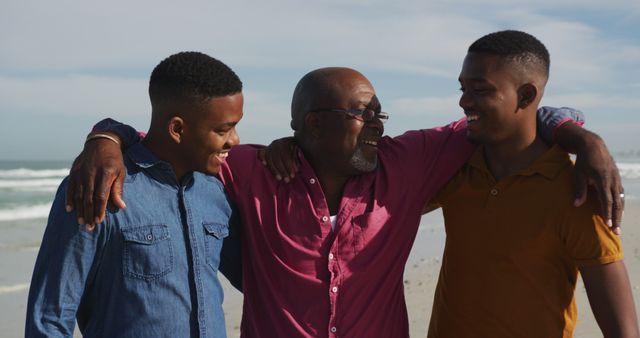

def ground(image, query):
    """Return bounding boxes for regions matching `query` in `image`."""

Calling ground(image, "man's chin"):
[203,165,221,176]
[352,157,378,173]
[465,132,482,145]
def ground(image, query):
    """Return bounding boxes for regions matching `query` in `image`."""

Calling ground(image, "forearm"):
[581,261,640,337]
[554,122,605,154]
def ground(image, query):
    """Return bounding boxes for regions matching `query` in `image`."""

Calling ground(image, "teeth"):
[363,140,378,146]
[466,115,479,121]
[217,152,229,158]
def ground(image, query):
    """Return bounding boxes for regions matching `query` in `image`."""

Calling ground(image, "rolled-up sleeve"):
[537,106,585,143]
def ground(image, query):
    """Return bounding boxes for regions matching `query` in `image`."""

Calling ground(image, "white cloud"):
[1,0,639,157]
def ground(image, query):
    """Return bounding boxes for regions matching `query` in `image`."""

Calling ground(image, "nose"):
[228,127,240,147]
[365,118,384,136]
[459,90,473,110]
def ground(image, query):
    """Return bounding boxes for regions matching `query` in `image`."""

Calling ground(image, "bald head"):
[290,67,373,131]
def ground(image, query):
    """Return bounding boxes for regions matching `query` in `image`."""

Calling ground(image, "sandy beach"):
[2,202,639,337]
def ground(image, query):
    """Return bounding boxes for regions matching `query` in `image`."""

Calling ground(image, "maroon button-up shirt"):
[219,120,473,337]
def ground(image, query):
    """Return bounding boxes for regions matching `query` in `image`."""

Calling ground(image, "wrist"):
[86,132,122,147]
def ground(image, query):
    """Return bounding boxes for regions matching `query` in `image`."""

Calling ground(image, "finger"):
[611,185,624,235]
[74,183,85,225]
[257,148,267,166]
[81,170,96,228]
[285,144,299,179]
[265,148,282,181]
[272,146,292,182]
[93,169,111,225]
[111,172,127,210]
[572,171,588,207]
[65,166,79,212]
[595,181,614,229]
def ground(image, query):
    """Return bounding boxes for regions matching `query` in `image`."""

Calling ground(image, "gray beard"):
[349,146,377,173]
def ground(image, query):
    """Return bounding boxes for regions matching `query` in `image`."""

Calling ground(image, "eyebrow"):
[217,121,239,127]
[459,77,489,82]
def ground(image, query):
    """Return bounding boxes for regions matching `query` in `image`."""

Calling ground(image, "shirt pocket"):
[121,224,173,281]
[203,222,229,271]
[351,207,390,255]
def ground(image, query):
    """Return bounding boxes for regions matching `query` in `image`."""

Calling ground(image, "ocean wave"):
[0,283,30,294]
[0,203,52,221]
[0,178,63,189]
[0,168,69,179]
[618,163,640,180]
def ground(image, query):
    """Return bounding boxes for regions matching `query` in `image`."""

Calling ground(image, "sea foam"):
[0,168,69,179]
[618,163,640,180]
[0,203,52,221]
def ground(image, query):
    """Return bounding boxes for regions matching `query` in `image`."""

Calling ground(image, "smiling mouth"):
[362,140,378,147]
[466,114,480,123]
[215,152,229,161]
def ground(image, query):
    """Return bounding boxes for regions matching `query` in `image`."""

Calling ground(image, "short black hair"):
[149,51,242,105]
[468,30,550,78]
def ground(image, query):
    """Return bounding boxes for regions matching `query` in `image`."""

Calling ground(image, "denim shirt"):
[26,143,235,338]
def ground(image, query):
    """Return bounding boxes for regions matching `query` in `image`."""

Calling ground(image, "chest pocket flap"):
[203,222,229,240]
[122,224,170,244]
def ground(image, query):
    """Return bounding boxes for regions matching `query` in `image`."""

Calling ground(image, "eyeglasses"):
[318,108,389,123]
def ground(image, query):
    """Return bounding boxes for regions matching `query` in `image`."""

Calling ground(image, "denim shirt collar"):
[126,143,164,169]
[125,143,191,186]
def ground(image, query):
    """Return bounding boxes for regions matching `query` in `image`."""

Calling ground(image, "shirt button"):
[309,178,316,184]
[146,234,153,241]
[322,215,329,222]
[328,253,334,260]
[331,326,337,333]
[332,286,338,293]
[490,188,498,196]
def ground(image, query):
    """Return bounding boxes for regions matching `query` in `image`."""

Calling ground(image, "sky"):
[1,0,639,160]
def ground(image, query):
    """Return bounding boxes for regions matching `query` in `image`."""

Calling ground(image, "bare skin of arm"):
[555,123,625,234]
[580,261,640,338]
[66,123,624,232]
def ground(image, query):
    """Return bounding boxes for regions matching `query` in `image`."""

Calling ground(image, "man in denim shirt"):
[26,52,244,338]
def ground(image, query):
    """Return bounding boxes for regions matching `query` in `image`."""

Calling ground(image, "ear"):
[517,84,538,109]
[304,112,321,139]
[168,116,185,144]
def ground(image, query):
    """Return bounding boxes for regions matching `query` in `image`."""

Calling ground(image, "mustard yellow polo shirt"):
[428,145,623,338]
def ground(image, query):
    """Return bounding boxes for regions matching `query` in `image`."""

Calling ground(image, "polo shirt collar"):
[468,144,570,180]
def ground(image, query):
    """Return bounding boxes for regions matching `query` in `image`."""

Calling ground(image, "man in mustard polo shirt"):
[426,30,639,337]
